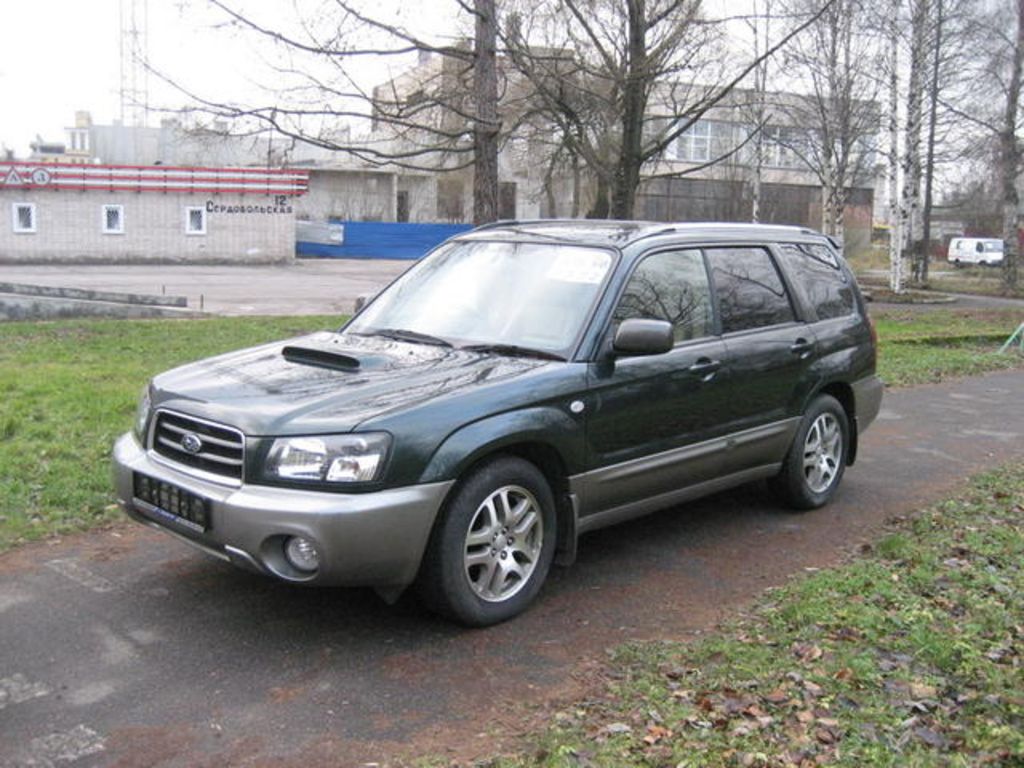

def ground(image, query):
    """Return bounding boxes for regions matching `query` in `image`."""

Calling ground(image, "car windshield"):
[346,240,616,357]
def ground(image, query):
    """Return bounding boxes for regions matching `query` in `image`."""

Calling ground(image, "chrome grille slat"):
[155,436,244,466]
[151,410,245,481]
[158,421,241,449]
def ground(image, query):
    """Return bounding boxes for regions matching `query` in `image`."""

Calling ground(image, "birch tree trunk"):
[903,0,927,286]
[888,0,904,293]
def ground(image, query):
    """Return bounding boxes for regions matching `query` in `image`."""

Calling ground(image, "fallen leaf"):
[765,688,790,705]
[815,727,837,744]
[910,682,938,699]
[792,643,824,662]
[914,726,948,749]
[643,724,672,745]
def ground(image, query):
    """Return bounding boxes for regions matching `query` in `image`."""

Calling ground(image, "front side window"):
[347,240,616,356]
[708,247,795,333]
[613,249,713,343]
[776,243,855,320]
[185,207,206,235]
[102,205,124,234]
[12,203,36,233]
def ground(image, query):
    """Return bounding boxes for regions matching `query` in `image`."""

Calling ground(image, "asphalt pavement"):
[0,260,411,317]
[2,369,1024,767]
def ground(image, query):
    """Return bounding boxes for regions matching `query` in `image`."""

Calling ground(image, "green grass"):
[0,315,340,550]
[873,308,1024,388]
[0,310,1021,549]
[497,464,1024,767]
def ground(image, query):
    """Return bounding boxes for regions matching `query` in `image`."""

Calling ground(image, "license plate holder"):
[132,473,210,533]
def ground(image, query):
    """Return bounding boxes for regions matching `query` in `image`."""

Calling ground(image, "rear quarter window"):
[776,243,856,321]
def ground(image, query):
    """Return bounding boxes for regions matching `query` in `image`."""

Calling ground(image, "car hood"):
[150,331,552,435]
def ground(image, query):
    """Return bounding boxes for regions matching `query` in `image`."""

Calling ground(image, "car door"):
[705,245,816,473]
[580,248,731,518]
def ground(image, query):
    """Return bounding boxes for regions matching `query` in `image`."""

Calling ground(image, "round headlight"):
[284,536,320,573]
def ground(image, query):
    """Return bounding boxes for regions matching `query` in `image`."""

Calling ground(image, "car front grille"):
[151,410,245,482]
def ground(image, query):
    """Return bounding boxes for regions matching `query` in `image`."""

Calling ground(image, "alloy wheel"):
[463,485,543,602]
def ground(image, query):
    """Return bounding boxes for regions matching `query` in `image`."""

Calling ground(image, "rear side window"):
[613,249,713,343]
[707,247,795,333]
[776,243,856,320]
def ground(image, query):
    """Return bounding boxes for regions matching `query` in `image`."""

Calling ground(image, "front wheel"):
[417,456,556,626]
[771,394,849,510]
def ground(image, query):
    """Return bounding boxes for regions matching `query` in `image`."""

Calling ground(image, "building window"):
[672,120,736,164]
[185,206,206,235]
[12,203,36,233]
[102,205,124,234]
[675,120,711,162]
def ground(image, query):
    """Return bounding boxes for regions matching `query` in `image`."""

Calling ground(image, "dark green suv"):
[113,221,882,625]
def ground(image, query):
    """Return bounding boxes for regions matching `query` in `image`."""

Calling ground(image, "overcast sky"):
[0,0,462,157]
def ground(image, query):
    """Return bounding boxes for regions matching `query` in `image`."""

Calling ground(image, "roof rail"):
[469,219,524,231]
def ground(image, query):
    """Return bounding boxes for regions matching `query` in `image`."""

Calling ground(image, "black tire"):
[417,456,556,626]
[771,394,849,511]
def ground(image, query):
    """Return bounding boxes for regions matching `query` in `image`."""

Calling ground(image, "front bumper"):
[113,433,452,588]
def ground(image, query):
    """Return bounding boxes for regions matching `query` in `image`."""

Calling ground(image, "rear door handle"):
[687,357,722,379]
[790,338,814,358]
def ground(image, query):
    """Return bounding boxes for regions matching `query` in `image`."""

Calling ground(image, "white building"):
[0,161,307,263]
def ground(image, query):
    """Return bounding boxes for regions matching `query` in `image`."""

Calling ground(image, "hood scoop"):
[282,345,361,372]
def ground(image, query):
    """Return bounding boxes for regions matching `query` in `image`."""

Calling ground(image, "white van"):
[947,237,1004,266]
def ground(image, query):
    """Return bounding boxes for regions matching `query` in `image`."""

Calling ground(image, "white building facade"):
[0,162,308,263]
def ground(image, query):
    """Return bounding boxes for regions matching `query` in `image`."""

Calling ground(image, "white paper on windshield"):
[546,250,611,284]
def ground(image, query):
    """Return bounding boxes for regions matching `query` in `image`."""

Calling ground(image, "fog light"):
[284,536,320,572]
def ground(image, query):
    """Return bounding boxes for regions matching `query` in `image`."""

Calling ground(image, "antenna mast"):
[119,0,150,127]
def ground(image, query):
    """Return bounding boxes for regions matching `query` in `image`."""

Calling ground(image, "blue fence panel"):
[297,221,473,260]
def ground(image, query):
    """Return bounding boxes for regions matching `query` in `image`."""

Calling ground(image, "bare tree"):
[739,0,777,223]
[887,0,904,292]
[944,0,1023,291]
[474,0,500,223]
[902,0,929,285]
[918,0,942,285]
[153,0,503,223]
[503,0,836,220]
[998,0,1024,290]
[777,0,881,240]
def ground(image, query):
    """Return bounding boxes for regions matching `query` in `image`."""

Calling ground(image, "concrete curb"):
[0,282,188,308]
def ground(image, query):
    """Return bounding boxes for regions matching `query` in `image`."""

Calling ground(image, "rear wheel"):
[417,456,556,626]
[771,394,849,510]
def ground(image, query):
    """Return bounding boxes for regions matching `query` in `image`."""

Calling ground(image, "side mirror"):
[612,318,674,357]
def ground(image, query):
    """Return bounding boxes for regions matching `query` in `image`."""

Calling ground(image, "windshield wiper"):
[365,328,453,347]
[461,343,565,361]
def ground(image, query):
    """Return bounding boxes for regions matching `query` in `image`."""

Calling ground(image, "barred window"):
[102,205,124,234]
[185,206,207,235]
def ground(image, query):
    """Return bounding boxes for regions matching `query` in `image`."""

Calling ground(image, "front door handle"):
[790,338,815,358]
[687,357,722,380]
